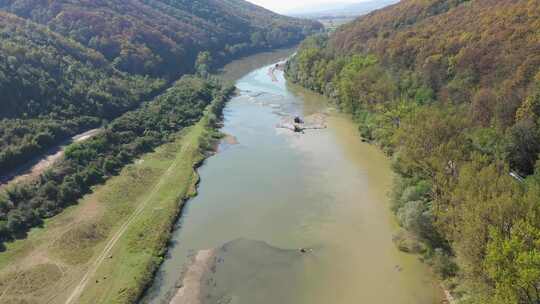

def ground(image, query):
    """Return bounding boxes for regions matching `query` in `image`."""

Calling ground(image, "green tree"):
[195,51,213,78]
[485,221,540,304]
[443,156,525,280]
[505,119,540,175]
[515,73,540,122]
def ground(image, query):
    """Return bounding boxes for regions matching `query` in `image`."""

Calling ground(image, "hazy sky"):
[247,0,364,14]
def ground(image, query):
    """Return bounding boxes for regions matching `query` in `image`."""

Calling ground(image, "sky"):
[247,0,365,14]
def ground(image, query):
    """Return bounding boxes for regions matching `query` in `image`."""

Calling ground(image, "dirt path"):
[64,142,192,304]
[0,118,206,304]
[442,285,457,304]
[0,128,102,189]
[0,186,105,304]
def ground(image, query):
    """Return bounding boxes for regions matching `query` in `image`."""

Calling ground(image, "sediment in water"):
[169,249,217,304]
[167,239,311,304]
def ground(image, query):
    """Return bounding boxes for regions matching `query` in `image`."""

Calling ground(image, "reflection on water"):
[217,48,295,83]
[142,49,443,304]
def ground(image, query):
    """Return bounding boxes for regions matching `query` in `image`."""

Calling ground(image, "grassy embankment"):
[0,95,226,304]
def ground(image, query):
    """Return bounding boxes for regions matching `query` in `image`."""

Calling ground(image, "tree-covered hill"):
[329,0,539,120]
[0,0,321,177]
[0,11,163,174]
[0,0,322,78]
[287,1,540,303]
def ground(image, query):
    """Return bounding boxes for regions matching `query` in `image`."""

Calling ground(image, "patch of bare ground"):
[222,134,239,145]
[276,113,328,133]
[1,264,62,294]
[52,222,106,265]
[217,134,239,153]
[169,249,216,304]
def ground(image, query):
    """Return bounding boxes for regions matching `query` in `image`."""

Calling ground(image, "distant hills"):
[289,0,399,18]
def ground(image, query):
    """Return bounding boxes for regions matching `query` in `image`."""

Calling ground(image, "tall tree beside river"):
[286,0,540,303]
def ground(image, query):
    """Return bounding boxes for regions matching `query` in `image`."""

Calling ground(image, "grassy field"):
[0,104,219,304]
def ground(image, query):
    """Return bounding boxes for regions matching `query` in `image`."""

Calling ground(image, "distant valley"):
[288,0,399,18]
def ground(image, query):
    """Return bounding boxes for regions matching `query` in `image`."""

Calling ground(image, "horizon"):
[246,0,371,14]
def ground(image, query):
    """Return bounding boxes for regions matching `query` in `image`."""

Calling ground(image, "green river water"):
[142,49,443,304]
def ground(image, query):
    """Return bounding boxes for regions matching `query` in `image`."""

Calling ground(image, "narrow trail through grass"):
[0,103,217,304]
[65,142,192,304]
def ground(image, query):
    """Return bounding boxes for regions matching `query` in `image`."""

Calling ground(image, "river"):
[142,49,443,304]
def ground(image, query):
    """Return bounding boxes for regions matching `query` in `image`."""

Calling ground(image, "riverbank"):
[285,50,457,304]
[168,249,216,304]
[144,52,442,303]
[0,94,228,304]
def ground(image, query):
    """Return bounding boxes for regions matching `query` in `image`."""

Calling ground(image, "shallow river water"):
[142,49,443,304]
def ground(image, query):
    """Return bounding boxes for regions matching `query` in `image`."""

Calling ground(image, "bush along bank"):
[286,34,540,304]
[113,79,234,304]
[0,76,234,249]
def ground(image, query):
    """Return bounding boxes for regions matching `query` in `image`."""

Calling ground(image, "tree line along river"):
[141,48,444,304]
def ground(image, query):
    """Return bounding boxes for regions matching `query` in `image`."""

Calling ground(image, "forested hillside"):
[0,0,321,246]
[0,0,322,78]
[286,0,540,303]
[0,0,321,179]
[0,12,164,175]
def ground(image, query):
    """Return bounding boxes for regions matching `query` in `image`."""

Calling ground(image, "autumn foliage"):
[0,0,322,78]
[287,0,540,303]
[0,0,321,180]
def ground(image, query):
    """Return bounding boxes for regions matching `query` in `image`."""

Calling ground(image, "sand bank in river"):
[169,249,216,304]
[217,134,239,153]
[222,134,239,146]
[166,239,316,304]
[276,113,328,133]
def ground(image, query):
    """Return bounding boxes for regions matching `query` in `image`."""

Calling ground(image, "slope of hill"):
[287,1,540,303]
[0,0,321,182]
[0,0,322,78]
[0,12,164,175]
[331,0,539,109]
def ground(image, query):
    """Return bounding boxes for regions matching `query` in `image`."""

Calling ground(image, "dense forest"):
[0,0,321,179]
[0,12,165,174]
[0,76,233,246]
[286,0,540,303]
[0,0,321,246]
[0,0,322,78]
